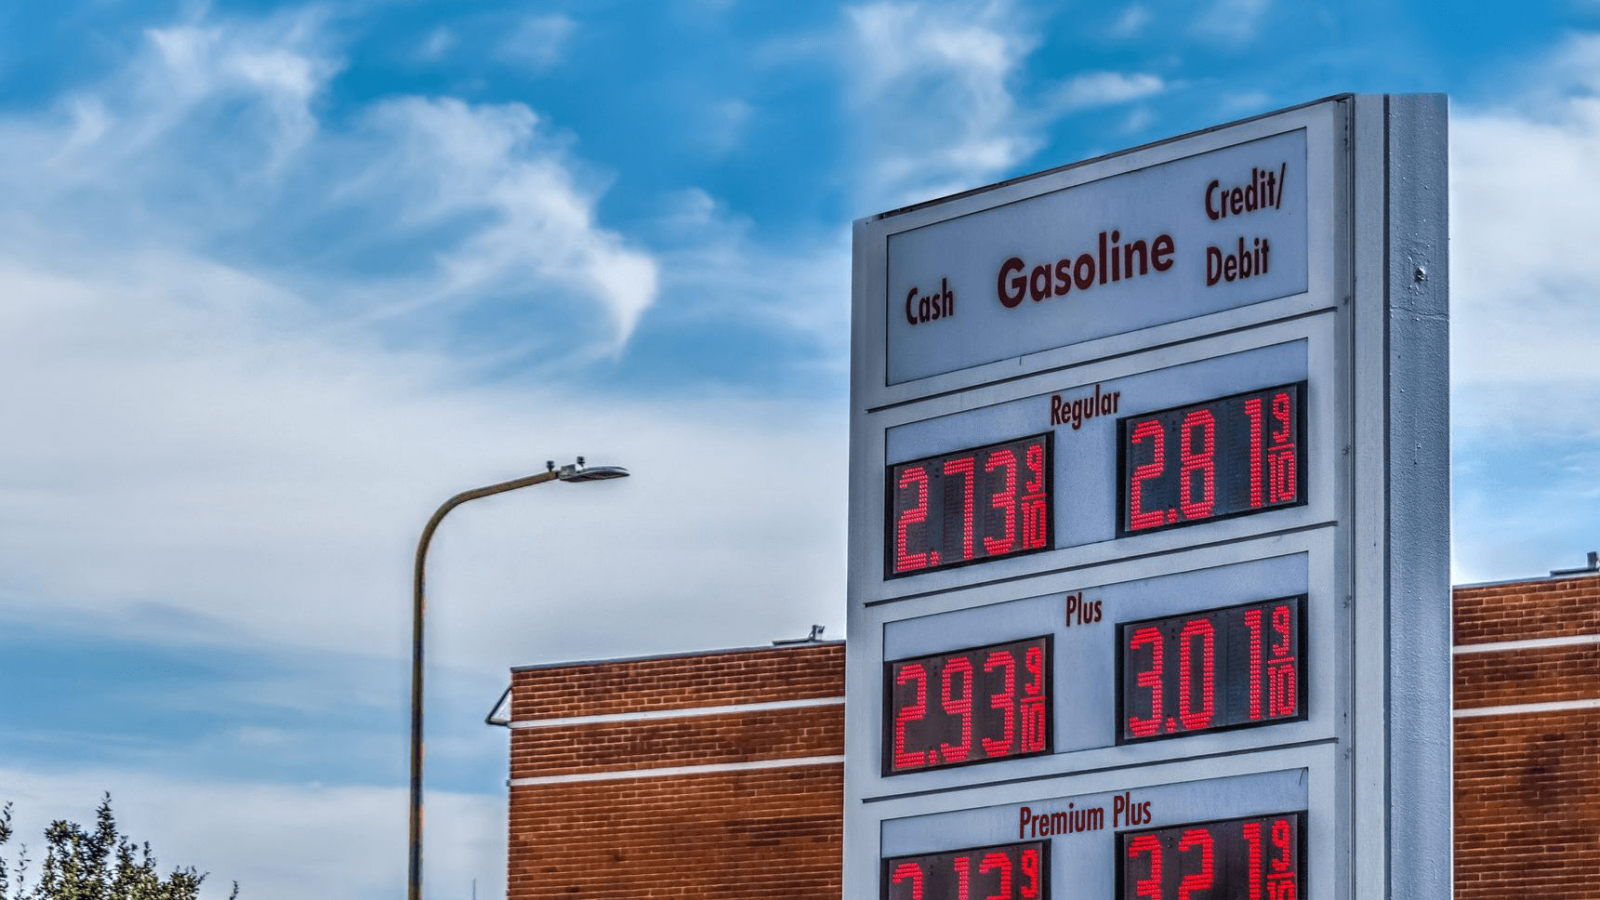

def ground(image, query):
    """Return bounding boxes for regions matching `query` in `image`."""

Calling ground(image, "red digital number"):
[980,852,1012,900]
[1178,409,1216,520]
[1177,617,1216,731]
[984,449,1018,555]
[1019,848,1041,899]
[1127,626,1164,737]
[953,854,971,900]
[940,656,973,764]
[1127,420,1166,531]
[943,456,977,562]
[1021,443,1048,549]
[1020,644,1047,753]
[982,650,1016,757]
[1177,828,1215,900]
[1128,834,1163,900]
[892,861,925,900]
[896,466,931,572]
[894,663,930,770]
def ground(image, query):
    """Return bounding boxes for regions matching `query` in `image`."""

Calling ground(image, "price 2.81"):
[1119,383,1306,536]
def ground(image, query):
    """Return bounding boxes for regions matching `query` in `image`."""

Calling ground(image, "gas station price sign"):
[1119,812,1304,900]
[1118,596,1305,744]
[887,434,1052,578]
[885,840,1048,900]
[1118,384,1306,537]
[886,636,1051,774]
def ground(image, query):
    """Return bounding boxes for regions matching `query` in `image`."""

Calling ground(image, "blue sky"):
[2,1,1599,897]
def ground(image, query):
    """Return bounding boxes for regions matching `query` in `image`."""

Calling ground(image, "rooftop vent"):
[1550,551,1600,577]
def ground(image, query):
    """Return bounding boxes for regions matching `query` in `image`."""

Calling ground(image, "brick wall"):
[505,642,845,900]
[1454,573,1600,900]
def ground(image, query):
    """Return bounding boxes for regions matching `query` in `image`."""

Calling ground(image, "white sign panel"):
[888,130,1308,384]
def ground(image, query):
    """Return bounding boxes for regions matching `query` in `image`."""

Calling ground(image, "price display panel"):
[1119,383,1306,536]
[884,840,1049,900]
[1119,812,1304,900]
[1118,596,1305,744]
[885,636,1052,774]
[887,434,1053,578]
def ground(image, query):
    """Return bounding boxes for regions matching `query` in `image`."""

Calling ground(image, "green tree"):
[0,795,236,900]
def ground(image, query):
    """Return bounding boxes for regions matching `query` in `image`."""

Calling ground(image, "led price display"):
[884,840,1049,900]
[887,434,1052,578]
[886,636,1051,775]
[1118,383,1306,536]
[1118,596,1304,744]
[1119,812,1304,900]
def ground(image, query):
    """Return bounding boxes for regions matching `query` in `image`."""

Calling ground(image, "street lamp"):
[407,457,629,900]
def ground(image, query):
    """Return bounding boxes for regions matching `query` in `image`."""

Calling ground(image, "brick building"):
[493,564,1599,899]
[490,637,845,900]
[1453,563,1600,899]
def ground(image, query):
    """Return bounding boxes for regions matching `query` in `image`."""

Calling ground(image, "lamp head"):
[557,456,630,482]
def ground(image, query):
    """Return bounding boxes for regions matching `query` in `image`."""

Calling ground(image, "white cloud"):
[1053,71,1166,111]
[496,13,577,71]
[1451,33,1600,438]
[844,0,1042,205]
[1109,5,1153,38]
[357,96,659,344]
[1194,0,1273,42]
[1,766,503,900]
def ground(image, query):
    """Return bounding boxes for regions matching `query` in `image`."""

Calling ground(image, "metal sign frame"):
[846,94,1450,900]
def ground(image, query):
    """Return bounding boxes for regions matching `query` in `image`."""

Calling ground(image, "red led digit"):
[1271,604,1292,656]
[1021,442,1048,550]
[1245,397,1265,508]
[954,854,971,900]
[983,449,1018,555]
[1177,409,1216,520]
[1019,849,1040,899]
[1244,822,1263,900]
[1177,828,1215,900]
[1271,819,1293,873]
[1246,609,1264,721]
[894,663,929,771]
[980,852,1012,900]
[1127,626,1164,737]
[940,656,974,764]
[896,466,931,573]
[944,456,977,562]
[891,861,925,900]
[982,650,1016,757]
[1020,644,1047,753]
[1268,391,1297,505]
[1268,603,1297,717]
[1127,834,1163,900]
[1177,618,1216,731]
[1127,420,1167,531]
[1272,391,1293,443]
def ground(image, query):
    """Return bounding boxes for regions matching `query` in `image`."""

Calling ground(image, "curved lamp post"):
[408,457,629,900]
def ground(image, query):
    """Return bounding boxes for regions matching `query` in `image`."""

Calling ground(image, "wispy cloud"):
[1194,0,1273,42]
[496,13,577,71]
[1053,71,1166,111]
[1109,5,1153,39]
[844,0,1042,205]
[1451,32,1600,438]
